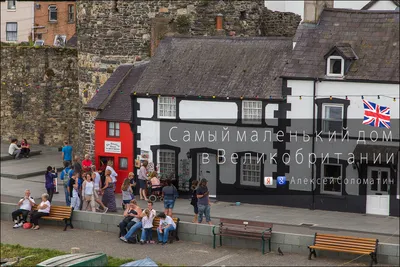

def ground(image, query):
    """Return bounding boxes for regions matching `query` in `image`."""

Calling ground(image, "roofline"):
[160,36,294,41]
[83,65,134,111]
[280,76,400,84]
[323,7,400,14]
[95,118,132,123]
[361,0,400,10]
[131,93,285,101]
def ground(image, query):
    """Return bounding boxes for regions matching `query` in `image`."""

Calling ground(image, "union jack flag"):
[363,100,391,129]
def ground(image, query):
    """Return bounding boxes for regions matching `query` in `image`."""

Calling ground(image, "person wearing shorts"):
[138,161,148,200]
[162,179,178,217]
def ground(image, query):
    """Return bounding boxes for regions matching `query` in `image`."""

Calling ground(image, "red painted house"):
[85,63,148,193]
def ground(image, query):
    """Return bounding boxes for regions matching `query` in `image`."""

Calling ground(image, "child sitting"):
[121,178,133,210]
[140,208,155,244]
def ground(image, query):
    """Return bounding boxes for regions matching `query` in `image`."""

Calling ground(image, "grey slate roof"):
[67,34,77,48]
[96,63,148,122]
[362,0,400,10]
[132,37,293,99]
[282,8,400,82]
[85,65,133,110]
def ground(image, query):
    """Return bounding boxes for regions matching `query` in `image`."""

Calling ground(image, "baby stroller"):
[148,179,165,202]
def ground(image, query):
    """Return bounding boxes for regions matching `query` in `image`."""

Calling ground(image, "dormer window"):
[324,43,358,78]
[327,56,344,77]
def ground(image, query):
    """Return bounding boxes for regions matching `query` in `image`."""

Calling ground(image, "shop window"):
[107,122,120,137]
[119,157,128,170]
[158,150,175,179]
[240,156,261,187]
[242,100,262,124]
[321,164,342,195]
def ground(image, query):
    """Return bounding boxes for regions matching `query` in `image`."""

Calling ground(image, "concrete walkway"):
[1,174,399,243]
[0,220,387,266]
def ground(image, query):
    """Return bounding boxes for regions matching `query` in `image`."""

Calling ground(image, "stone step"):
[0,166,64,179]
[0,150,42,162]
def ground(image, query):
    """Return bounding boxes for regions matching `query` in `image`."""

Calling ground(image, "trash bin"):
[36,252,107,267]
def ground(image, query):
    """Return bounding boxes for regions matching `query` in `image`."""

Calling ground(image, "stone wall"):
[77,0,301,156]
[0,47,81,149]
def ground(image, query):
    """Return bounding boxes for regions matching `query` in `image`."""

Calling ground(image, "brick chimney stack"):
[303,0,333,23]
[216,14,223,31]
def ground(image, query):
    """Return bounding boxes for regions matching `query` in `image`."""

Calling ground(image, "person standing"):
[20,139,30,158]
[73,155,82,175]
[196,178,212,225]
[106,161,118,185]
[138,161,148,200]
[82,173,96,212]
[8,138,21,159]
[82,154,92,173]
[162,179,178,217]
[101,170,117,212]
[61,141,73,165]
[69,173,81,210]
[60,161,73,206]
[29,193,51,230]
[190,180,199,223]
[128,172,136,198]
[121,178,133,210]
[92,166,108,212]
[12,189,35,228]
[45,166,57,202]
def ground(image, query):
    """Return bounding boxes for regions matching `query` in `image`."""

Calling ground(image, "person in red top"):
[82,154,93,173]
[20,139,31,158]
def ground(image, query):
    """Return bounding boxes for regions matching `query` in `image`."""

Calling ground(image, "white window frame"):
[157,149,176,179]
[242,100,262,124]
[322,104,343,134]
[68,4,75,23]
[7,0,16,10]
[107,121,120,137]
[158,96,176,119]
[321,163,342,195]
[48,5,58,22]
[240,156,261,187]
[6,22,17,42]
[326,56,344,77]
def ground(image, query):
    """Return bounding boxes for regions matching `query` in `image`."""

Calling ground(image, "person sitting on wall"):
[8,138,21,159]
[12,189,35,228]
[119,200,143,243]
[20,139,31,158]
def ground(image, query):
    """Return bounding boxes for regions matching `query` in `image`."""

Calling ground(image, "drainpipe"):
[32,2,35,43]
[311,78,317,210]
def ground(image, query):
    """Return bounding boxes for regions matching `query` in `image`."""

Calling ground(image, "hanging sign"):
[105,141,121,154]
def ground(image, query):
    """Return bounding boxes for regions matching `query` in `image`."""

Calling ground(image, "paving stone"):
[284,233,301,245]
[379,243,400,256]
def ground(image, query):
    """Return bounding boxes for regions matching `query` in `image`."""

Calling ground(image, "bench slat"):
[309,245,373,254]
[220,218,272,229]
[222,230,267,237]
[316,236,377,245]
[316,233,377,242]
[314,241,376,250]
[215,233,267,240]
[315,240,375,248]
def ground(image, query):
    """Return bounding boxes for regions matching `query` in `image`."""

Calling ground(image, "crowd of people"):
[10,141,213,238]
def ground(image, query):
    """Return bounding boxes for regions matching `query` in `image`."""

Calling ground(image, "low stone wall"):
[1,202,398,265]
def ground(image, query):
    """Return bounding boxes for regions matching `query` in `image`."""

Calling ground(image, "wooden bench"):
[212,218,273,254]
[308,233,379,266]
[152,217,180,243]
[32,205,73,231]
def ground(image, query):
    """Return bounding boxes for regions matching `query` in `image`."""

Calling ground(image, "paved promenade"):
[0,220,387,266]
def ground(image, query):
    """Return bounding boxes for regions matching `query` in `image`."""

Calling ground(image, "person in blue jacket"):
[60,161,73,206]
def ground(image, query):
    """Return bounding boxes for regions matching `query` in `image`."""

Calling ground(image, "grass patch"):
[0,243,138,266]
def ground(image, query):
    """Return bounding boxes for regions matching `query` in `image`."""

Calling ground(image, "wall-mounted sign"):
[105,141,121,154]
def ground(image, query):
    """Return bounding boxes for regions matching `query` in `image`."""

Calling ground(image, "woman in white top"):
[82,173,96,212]
[30,193,51,230]
[106,161,118,184]
[91,168,108,213]
[140,208,155,244]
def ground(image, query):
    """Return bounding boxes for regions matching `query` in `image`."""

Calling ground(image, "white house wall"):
[137,98,154,118]
[1,1,34,43]
[179,100,237,123]
[367,0,398,10]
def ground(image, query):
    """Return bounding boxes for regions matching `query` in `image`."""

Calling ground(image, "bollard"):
[71,247,80,254]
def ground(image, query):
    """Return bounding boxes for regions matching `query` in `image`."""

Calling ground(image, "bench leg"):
[308,248,316,260]
[262,240,265,255]
[269,239,271,252]
[63,218,73,231]
[220,235,222,247]
[370,253,377,266]
[213,234,216,249]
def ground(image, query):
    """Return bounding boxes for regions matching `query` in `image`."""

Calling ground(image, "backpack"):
[63,169,72,186]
